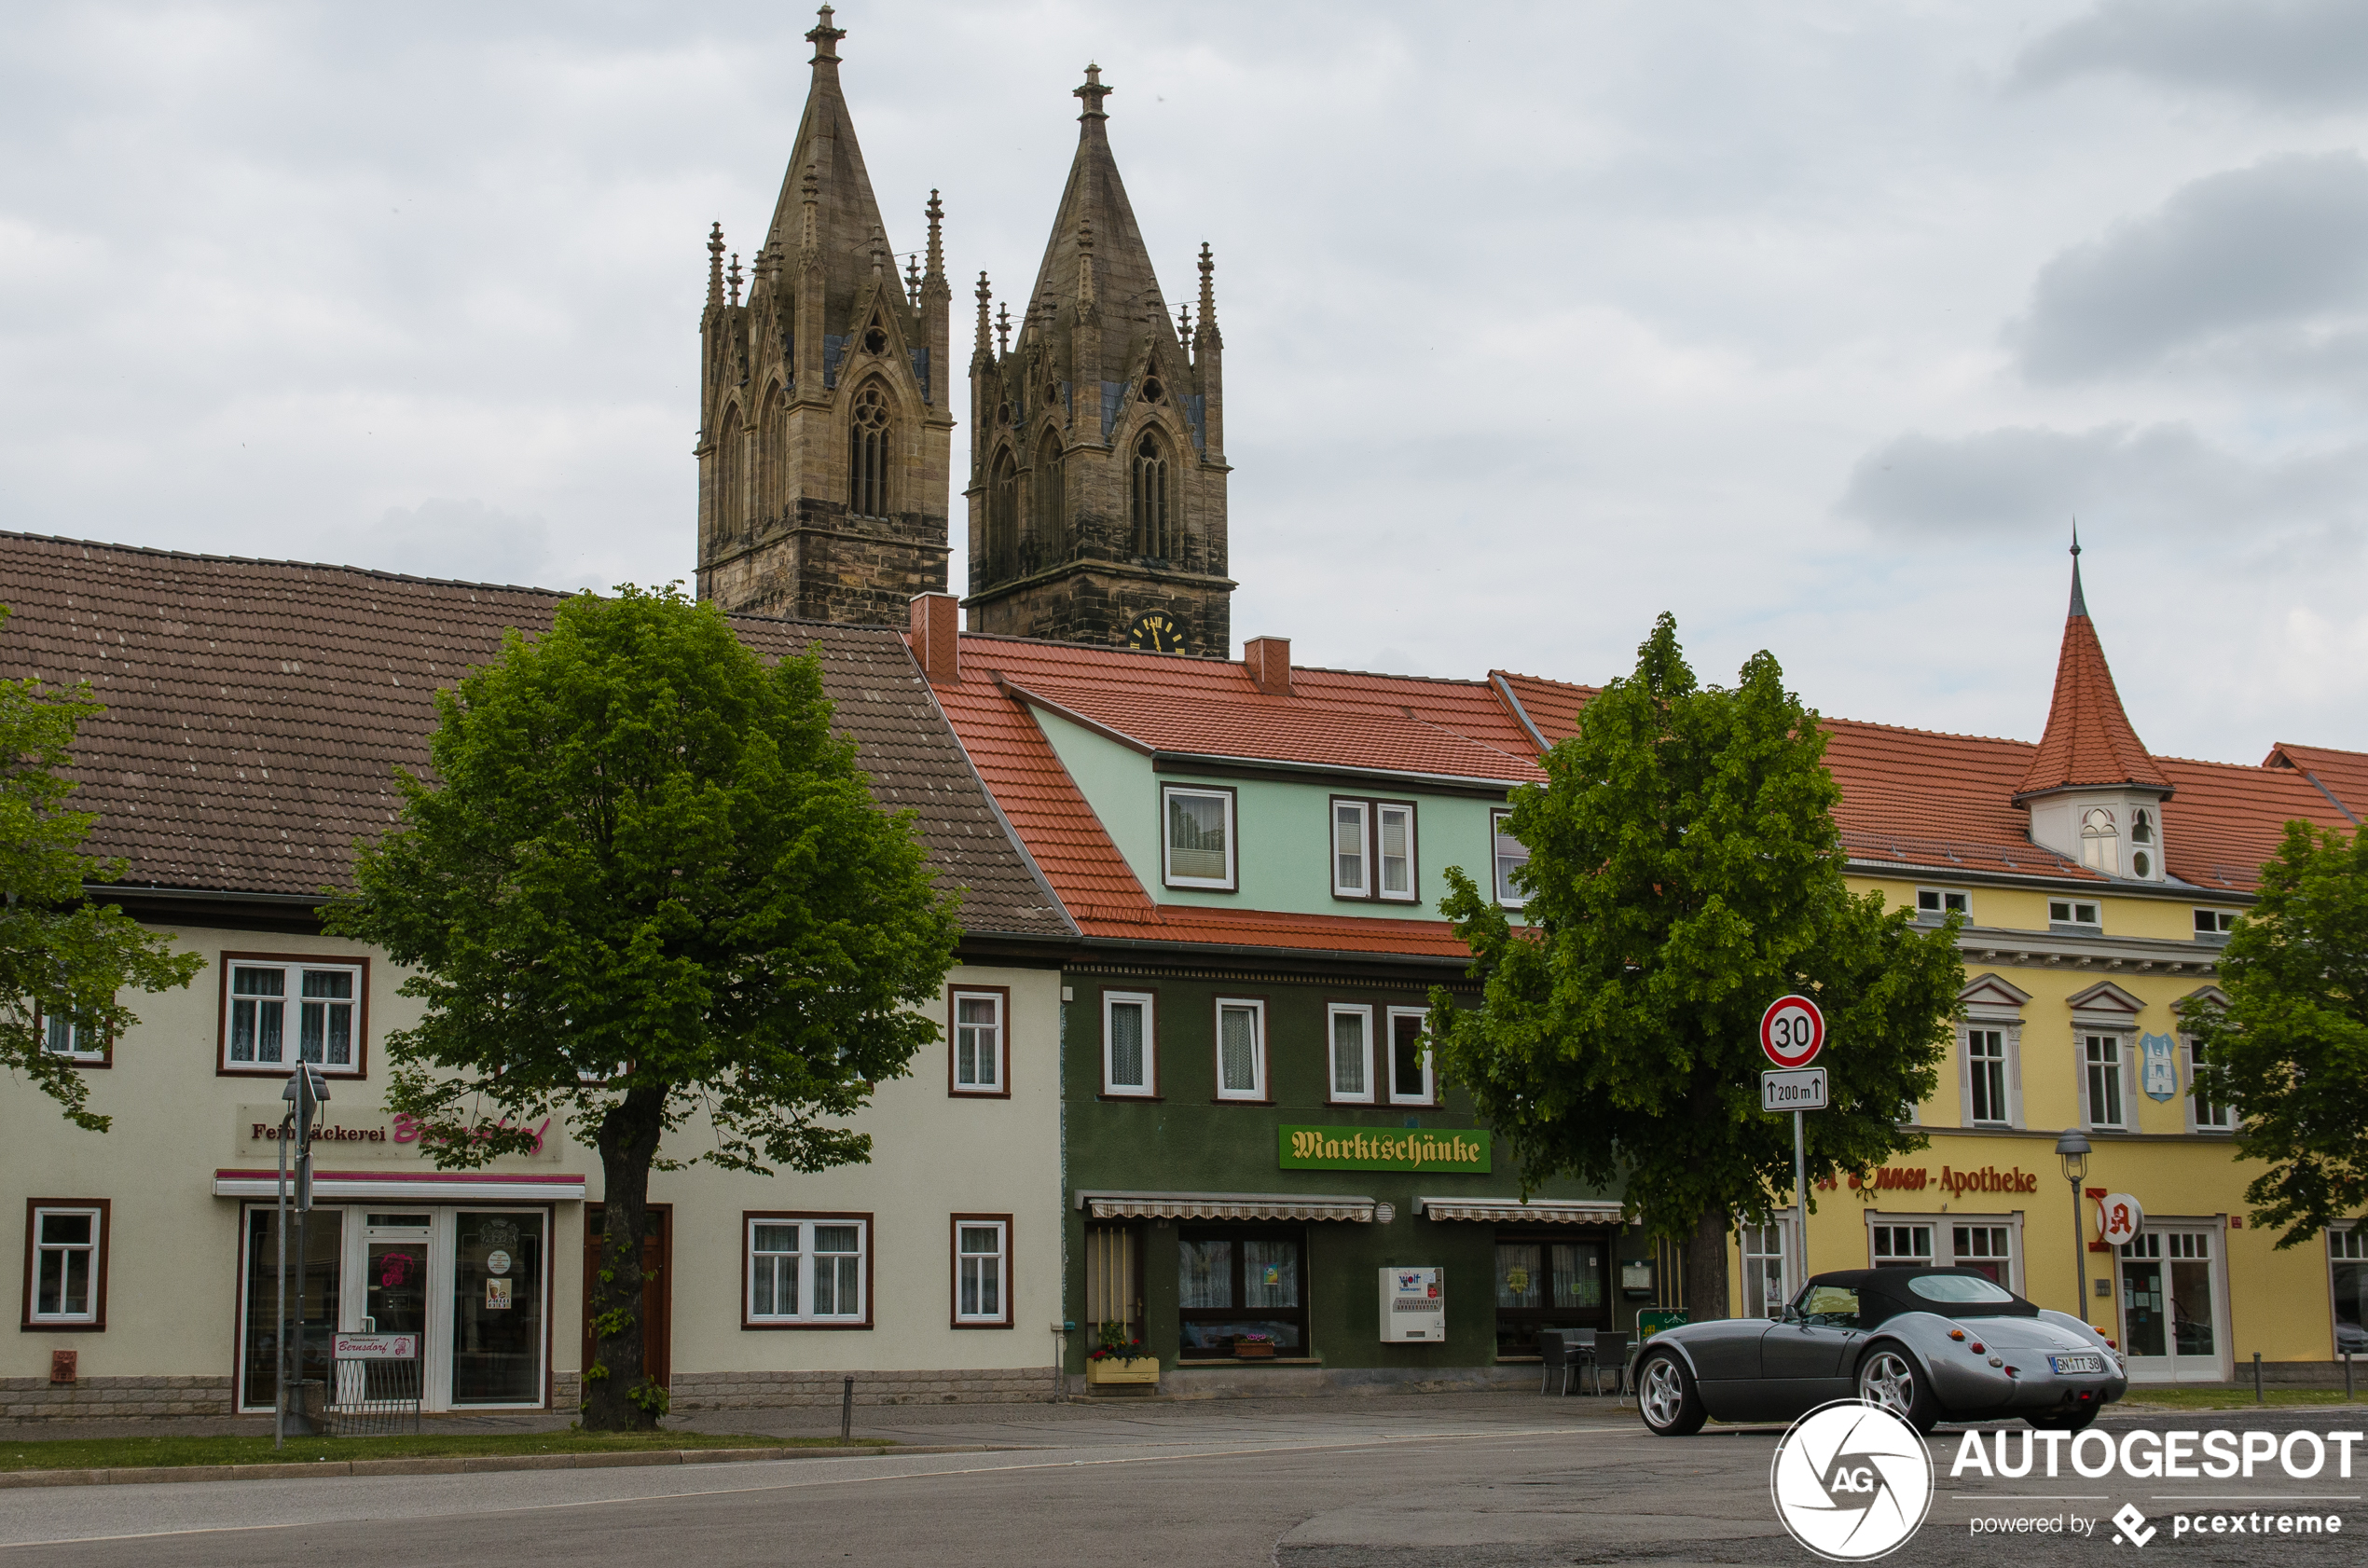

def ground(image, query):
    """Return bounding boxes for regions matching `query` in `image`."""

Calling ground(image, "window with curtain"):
[1741,1223,1790,1318]
[221,959,365,1076]
[1493,1235,1608,1355]
[1102,992,1153,1095]
[1332,801,1368,897]
[1492,809,1529,907]
[744,1215,869,1326]
[954,1219,1008,1326]
[1177,1229,1307,1358]
[847,384,891,518]
[1966,1027,2008,1125]
[1328,1005,1371,1103]
[1216,1000,1264,1100]
[1329,798,1416,903]
[1163,786,1233,888]
[950,989,1004,1093]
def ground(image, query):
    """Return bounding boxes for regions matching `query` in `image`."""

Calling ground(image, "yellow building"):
[1721,548,2366,1382]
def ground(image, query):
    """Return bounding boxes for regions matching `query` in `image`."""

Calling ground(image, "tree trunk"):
[582,1086,668,1432]
[1683,1206,1730,1323]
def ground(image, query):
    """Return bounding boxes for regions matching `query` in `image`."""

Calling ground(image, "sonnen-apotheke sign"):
[1279,1126,1491,1173]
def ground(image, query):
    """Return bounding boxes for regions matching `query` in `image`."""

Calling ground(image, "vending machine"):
[1380,1266,1445,1342]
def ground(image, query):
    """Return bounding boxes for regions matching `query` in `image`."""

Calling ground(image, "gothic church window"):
[848,384,891,519]
[1132,431,1172,558]
[716,402,745,536]
[1031,432,1064,567]
[758,386,787,519]
[987,449,1018,574]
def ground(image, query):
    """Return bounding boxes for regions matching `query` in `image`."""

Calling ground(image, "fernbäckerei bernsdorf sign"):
[1277,1125,1491,1173]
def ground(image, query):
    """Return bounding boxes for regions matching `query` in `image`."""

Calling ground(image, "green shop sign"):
[1278,1125,1491,1173]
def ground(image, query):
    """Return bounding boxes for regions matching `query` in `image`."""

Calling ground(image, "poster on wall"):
[486,1278,514,1311]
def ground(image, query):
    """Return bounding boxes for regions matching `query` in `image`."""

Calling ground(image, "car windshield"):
[1907,1274,2015,1305]
[1796,1285,1861,1328]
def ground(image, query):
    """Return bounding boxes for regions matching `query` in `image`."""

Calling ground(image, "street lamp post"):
[2056,1130,2092,1322]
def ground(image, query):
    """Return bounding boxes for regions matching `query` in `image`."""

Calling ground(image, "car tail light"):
[1948,1329,1965,1341]
[2004,1366,2019,1377]
[1969,1342,1986,1355]
[2106,1340,2118,1350]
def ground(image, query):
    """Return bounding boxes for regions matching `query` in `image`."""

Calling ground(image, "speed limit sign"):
[1759,995,1825,1069]
[2096,1192,2144,1248]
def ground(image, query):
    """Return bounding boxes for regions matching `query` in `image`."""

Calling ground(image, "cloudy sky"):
[6,1,2367,763]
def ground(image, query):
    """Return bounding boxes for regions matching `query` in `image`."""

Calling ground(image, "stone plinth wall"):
[669,1367,1057,1410]
[0,1376,233,1420]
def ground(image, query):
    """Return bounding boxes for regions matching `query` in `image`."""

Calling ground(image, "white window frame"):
[24,1202,105,1327]
[2193,908,2237,942]
[1385,1006,1435,1106]
[744,1215,870,1327]
[1100,990,1155,1098]
[1161,784,1236,891]
[952,1217,1011,1327]
[1915,887,1970,924]
[1330,799,1370,899]
[1742,1216,1794,1317]
[1375,802,1417,902]
[36,1010,106,1066]
[1959,1022,2022,1129]
[1214,997,1267,1102]
[949,987,1006,1095]
[1491,807,1529,908]
[2048,899,2101,930]
[1868,1220,1934,1268]
[2185,1033,2234,1133]
[1326,1003,1374,1104]
[1944,1216,2023,1294]
[2081,1030,2129,1130]
[220,956,367,1077]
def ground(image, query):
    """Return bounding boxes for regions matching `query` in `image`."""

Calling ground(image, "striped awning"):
[1077,1190,1377,1223]
[1417,1197,1627,1225]
[213,1169,587,1203]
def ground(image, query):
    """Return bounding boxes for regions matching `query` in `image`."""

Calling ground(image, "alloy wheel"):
[1858,1350,1916,1418]
[1640,1357,1686,1429]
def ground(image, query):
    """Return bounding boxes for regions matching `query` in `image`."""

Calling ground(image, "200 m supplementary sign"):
[1760,1067,1828,1111]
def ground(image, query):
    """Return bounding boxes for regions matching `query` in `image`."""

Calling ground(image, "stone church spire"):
[963,64,1235,656]
[695,6,953,626]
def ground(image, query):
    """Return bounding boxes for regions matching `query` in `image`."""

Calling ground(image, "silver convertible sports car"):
[1635,1266,2127,1437]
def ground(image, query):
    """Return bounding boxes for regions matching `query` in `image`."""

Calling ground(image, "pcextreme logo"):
[1769,1401,1935,1561]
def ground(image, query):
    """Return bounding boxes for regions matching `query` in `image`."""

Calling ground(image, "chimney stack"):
[910,592,961,685]
[1244,635,1291,697]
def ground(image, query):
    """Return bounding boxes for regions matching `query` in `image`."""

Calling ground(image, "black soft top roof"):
[1807,1266,2041,1323]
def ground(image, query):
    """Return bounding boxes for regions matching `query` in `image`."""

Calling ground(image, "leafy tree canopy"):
[1427,614,1963,1308]
[0,609,204,1129]
[2180,820,2368,1247]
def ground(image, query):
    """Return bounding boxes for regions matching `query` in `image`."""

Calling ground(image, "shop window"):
[952,1216,1011,1327]
[1950,1224,2014,1286]
[1084,1224,1143,1347]
[1101,991,1156,1097]
[2331,1230,2367,1358]
[1330,798,1416,903]
[1327,1004,1373,1104]
[2194,908,2237,942]
[2084,1034,2127,1129]
[1177,1228,1306,1358]
[35,1011,107,1066]
[1162,785,1235,890]
[1491,809,1529,908]
[220,956,367,1077]
[2049,900,2101,931]
[2187,1036,2233,1131]
[22,1201,107,1328]
[1915,888,1970,924]
[1741,1222,1791,1319]
[1965,1027,2011,1126]
[1494,1235,1608,1355]
[744,1214,871,1328]
[949,986,1008,1096]
[451,1212,546,1405]
[1214,998,1266,1102]
[1871,1224,1933,1268]
[1386,1008,1433,1106]
[239,1205,343,1410]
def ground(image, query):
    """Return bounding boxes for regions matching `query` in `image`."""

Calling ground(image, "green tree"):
[2179,820,2368,1247]
[0,609,206,1129]
[324,587,960,1429]
[1427,614,1963,1317]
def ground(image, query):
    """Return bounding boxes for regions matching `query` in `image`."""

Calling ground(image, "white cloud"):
[2014,0,2368,111]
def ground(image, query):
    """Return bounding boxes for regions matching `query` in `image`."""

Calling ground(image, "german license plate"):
[2050,1354,2103,1375]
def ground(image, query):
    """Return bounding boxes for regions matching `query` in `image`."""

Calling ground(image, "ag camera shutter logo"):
[1769,1401,1934,1561]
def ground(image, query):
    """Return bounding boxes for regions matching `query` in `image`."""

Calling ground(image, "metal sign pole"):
[1793,1108,1809,1291]
[274,1108,291,1450]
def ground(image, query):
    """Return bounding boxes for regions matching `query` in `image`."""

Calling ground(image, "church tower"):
[963,65,1235,655]
[695,7,952,624]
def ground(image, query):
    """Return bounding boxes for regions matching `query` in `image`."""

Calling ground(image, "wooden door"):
[582,1204,670,1391]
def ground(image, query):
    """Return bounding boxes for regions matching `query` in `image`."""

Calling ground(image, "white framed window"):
[22,1201,106,1328]
[1870,1223,1934,1268]
[1101,990,1155,1097]
[37,1011,106,1066]
[2187,1035,2233,1131]
[2080,807,2119,874]
[952,1216,1011,1327]
[1331,800,1369,899]
[2083,1032,2127,1129]
[949,986,1007,1096]
[2129,806,2160,880]
[1491,808,1529,908]
[1965,1026,2012,1126]
[1162,785,1236,891]
[1915,887,1970,924]
[1386,1007,1435,1106]
[1327,1004,1373,1104]
[1948,1223,2017,1288]
[220,956,367,1076]
[2194,908,2237,942]
[1215,997,1266,1102]
[1742,1218,1793,1317]
[1376,803,1415,901]
[2332,1229,2367,1359]
[744,1214,869,1327]
[2049,900,2101,930]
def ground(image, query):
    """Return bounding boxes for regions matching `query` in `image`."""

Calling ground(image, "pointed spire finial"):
[806,5,845,64]
[1077,218,1095,307]
[2069,521,2088,619]
[727,252,742,308]
[870,224,886,282]
[974,271,993,355]
[905,253,922,307]
[924,189,945,283]
[996,301,1012,357]
[1195,241,1220,346]
[1074,62,1112,124]
[707,222,725,309]
[798,162,820,265]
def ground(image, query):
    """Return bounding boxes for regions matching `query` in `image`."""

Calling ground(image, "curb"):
[0,1441,1020,1491]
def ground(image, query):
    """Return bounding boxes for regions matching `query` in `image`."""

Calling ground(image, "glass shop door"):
[450,1211,547,1406]
[2118,1229,2227,1382]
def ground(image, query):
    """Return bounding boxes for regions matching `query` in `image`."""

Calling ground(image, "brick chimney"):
[1244,635,1291,697]
[909,592,960,685]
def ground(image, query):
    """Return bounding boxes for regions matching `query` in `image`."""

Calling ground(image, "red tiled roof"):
[2264,742,2368,825]
[2155,754,2355,889]
[2016,603,2170,798]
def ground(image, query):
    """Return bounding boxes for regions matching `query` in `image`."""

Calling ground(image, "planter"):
[1086,1356,1160,1386]
[1232,1342,1277,1359]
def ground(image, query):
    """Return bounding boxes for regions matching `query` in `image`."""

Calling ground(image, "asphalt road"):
[4,1398,2363,1567]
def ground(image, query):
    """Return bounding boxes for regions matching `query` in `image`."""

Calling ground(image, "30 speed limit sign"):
[1759,995,1825,1069]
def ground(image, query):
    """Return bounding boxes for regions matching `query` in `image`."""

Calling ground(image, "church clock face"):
[1127,612,1184,653]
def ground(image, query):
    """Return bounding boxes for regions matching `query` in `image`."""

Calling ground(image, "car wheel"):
[2026,1410,2097,1433]
[1636,1350,1707,1437]
[1855,1342,1941,1434]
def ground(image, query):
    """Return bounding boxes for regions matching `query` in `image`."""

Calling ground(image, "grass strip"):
[2119,1388,2360,1410]
[0,1429,880,1473]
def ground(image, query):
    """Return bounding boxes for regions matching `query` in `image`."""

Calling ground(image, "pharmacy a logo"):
[1769,1401,1934,1561]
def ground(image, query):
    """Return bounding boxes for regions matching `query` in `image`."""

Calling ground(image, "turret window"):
[1131,432,1173,558]
[848,384,891,519]
[2079,807,2118,873]
[2130,807,2158,879]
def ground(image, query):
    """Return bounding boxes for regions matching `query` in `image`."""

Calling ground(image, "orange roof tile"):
[2155,755,2354,889]
[2016,560,2170,798]
[2264,741,2368,825]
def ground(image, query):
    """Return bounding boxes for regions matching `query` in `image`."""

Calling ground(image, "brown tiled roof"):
[2264,741,2368,825]
[2016,575,2170,798]
[0,533,1069,939]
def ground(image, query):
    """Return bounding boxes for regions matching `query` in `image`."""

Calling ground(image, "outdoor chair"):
[1591,1329,1631,1398]
[1563,1327,1607,1396]
[1537,1330,1575,1396]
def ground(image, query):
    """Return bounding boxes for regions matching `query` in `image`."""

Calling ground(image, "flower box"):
[1086,1356,1160,1385]
[1232,1341,1277,1359]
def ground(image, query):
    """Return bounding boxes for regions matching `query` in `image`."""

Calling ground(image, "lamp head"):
[2054,1128,2091,1184]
